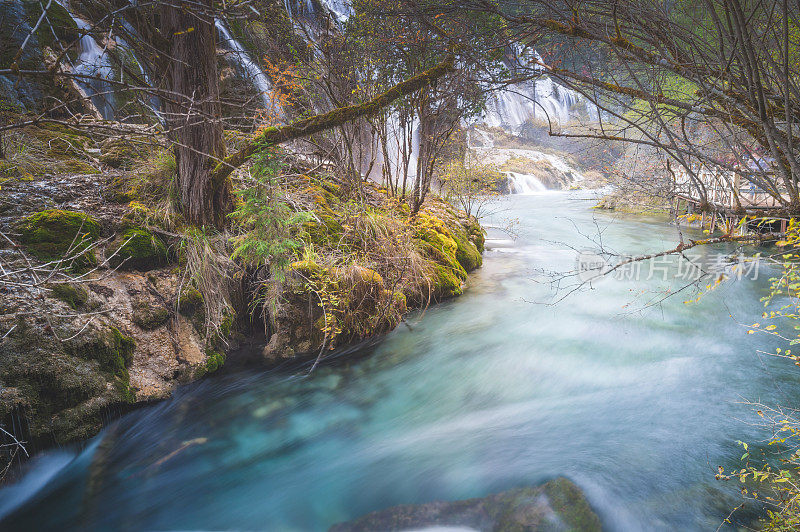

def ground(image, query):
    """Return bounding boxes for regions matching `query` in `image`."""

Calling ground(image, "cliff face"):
[0,123,484,474]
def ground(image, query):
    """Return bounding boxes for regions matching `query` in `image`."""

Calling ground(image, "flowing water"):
[1,192,794,531]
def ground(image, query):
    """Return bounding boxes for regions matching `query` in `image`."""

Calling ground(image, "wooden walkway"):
[673,164,788,233]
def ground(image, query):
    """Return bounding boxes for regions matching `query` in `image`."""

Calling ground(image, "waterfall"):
[506,172,547,194]
[54,1,168,121]
[483,76,585,130]
[481,49,600,131]
[284,0,352,23]
[214,20,278,112]
[69,17,115,119]
[318,0,352,21]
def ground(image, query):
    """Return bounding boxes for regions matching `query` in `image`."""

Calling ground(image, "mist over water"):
[1,192,792,531]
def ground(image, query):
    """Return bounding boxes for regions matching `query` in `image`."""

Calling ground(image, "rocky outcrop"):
[0,159,221,467]
[330,477,602,532]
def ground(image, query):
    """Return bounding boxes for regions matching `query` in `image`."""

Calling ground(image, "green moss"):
[49,283,88,310]
[432,264,463,298]
[385,290,407,313]
[99,138,138,169]
[59,159,99,174]
[303,213,344,247]
[413,212,468,283]
[178,287,204,316]
[452,227,482,272]
[68,326,135,378]
[542,477,603,531]
[204,349,226,374]
[462,217,485,254]
[132,301,170,330]
[109,227,167,270]
[21,1,78,49]
[17,209,101,268]
[291,259,324,277]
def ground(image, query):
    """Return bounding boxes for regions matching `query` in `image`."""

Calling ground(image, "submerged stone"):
[329,477,602,532]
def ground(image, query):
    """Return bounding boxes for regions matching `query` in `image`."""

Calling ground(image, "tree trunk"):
[161,1,230,228]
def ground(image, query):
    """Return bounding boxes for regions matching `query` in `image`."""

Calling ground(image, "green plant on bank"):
[229,146,311,281]
[718,218,800,530]
[294,246,344,348]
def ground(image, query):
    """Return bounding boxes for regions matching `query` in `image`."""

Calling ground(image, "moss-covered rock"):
[132,301,170,330]
[411,211,476,299]
[452,225,482,272]
[17,209,101,268]
[49,282,88,310]
[204,349,226,374]
[105,174,137,203]
[178,286,204,318]
[462,217,485,254]
[108,227,167,270]
[432,264,463,298]
[291,259,324,277]
[68,326,135,378]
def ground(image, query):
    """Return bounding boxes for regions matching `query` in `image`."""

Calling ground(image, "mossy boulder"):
[108,227,167,271]
[49,282,88,310]
[105,174,137,203]
[67,326,135,378]
[204,349,226,374]
[132,301,170,330]
[303,213,344,247]
[178,287,204,324]
[17,209,101,268]
[452,225,482,272]
[412,211,474,299]
[64,326,135,403]
[291,259,324,277]
[20,0,78,50]
[462,217,485,254]
[330,477,602,532]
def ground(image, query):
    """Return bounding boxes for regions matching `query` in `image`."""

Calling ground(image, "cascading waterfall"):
[506,172,547,194]
[482,49,597,130]
[317,0,352,21]
[214,20,279,113]
[68,17,115,120]
[54,1,167,121]
[284,0,351,23]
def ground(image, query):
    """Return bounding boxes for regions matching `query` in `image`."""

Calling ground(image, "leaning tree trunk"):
[161,1,230,228]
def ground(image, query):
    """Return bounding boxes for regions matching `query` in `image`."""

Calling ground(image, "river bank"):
[0,122,485,476]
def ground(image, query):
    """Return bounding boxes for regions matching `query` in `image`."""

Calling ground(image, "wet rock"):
[329,477,602,532]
